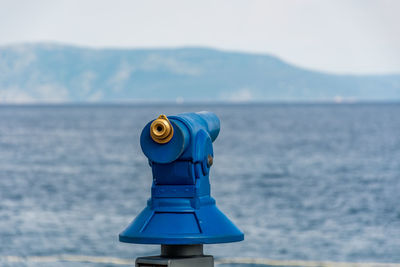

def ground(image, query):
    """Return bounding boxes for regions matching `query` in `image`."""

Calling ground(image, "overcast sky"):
[1,0,399,74]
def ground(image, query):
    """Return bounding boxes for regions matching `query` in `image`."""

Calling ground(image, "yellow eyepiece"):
[150,114,174,144]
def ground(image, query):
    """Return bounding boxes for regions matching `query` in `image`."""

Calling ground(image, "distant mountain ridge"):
[0,43,399,103]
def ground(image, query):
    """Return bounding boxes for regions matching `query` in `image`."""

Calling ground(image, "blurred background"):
[0,0,400,266]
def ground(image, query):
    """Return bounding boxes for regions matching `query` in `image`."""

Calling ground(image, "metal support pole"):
[136,245,213,267]
[161,244,204,257]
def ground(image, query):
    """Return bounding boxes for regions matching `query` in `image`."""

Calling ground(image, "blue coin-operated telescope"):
[120,111,243,267]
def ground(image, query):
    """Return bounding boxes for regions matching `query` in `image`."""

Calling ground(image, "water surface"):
[0,103,399,265]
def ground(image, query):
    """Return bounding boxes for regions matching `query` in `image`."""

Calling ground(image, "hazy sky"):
[1,0,399,74]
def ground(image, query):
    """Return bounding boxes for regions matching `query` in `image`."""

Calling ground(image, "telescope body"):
[119,111,244,245]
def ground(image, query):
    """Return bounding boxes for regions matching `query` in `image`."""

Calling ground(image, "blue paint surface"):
[120,111,244,244]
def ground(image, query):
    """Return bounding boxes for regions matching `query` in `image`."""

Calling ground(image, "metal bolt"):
[207,155,213,167]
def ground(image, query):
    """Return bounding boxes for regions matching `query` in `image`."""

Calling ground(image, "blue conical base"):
[119,197,244,244]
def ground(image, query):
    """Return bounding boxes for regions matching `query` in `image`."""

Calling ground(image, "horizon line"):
[1,100,399,107]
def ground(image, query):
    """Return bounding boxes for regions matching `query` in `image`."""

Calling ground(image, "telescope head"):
[140,111,220,164]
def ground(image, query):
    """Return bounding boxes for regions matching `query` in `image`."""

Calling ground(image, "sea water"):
[0,103,399,265]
